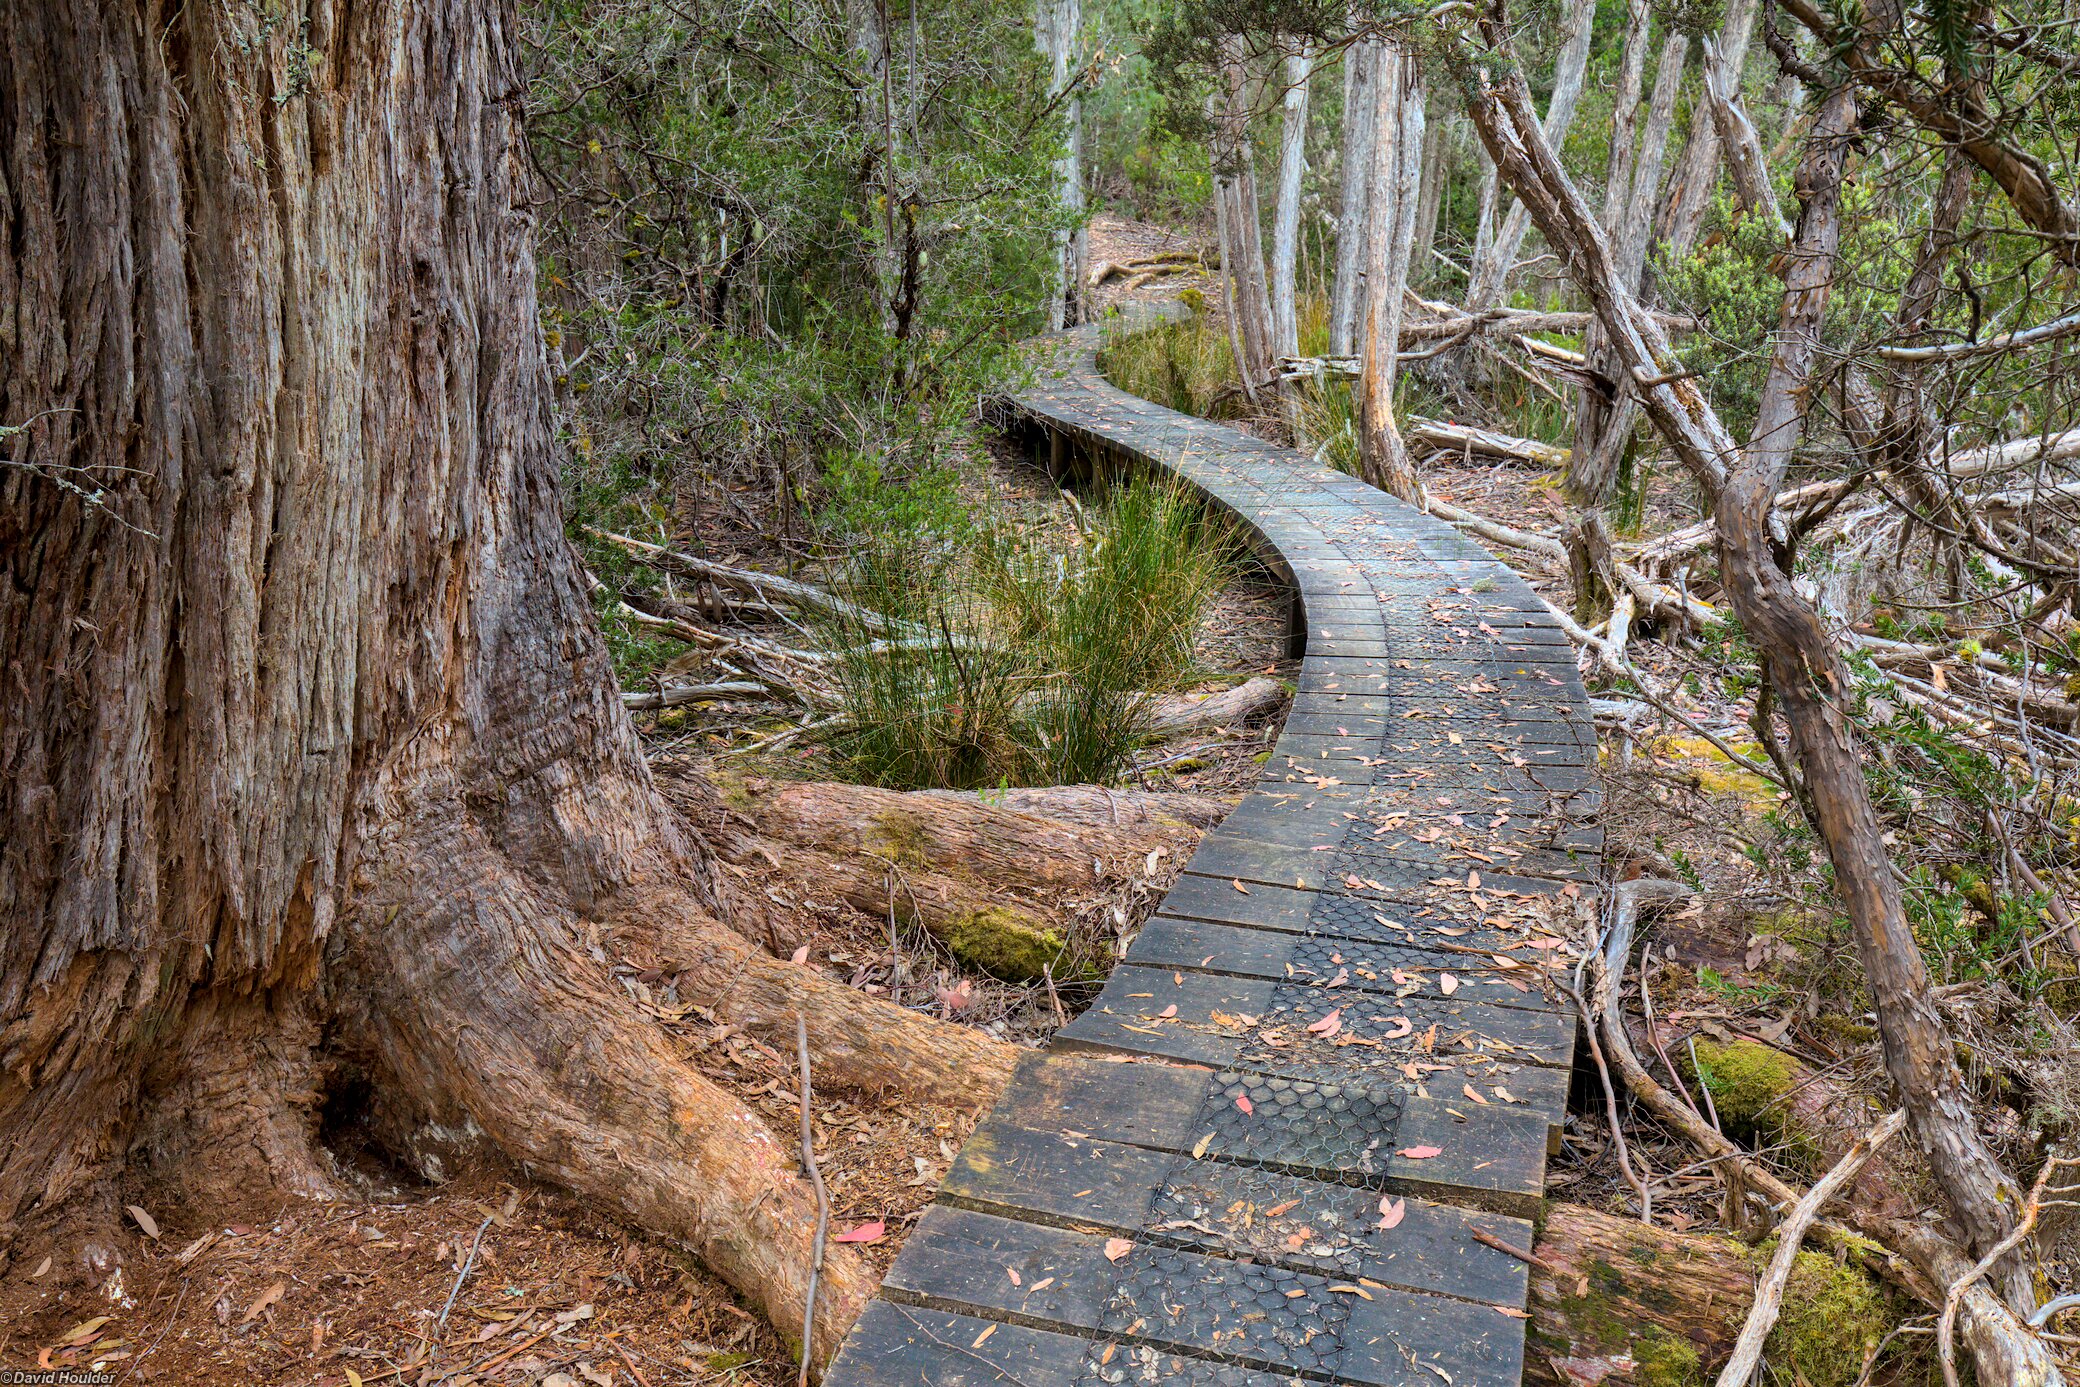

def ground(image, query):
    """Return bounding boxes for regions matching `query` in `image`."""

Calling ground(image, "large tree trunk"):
[0,1,1005,1370]
[1354,43,1425,499]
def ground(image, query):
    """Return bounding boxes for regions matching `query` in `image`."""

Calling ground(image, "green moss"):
[943,904,1094,982]
[1684,1039,1816,1164]
[1760,1249,1895,1386]
[867,808,933,870]
[1633,1325,1703,1387]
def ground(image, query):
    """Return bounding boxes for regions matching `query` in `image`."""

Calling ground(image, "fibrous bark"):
[0,2,1008,1371]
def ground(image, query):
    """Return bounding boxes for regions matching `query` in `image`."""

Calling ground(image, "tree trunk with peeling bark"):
[1657,0,1764,264]
[1464,0,1598,309]
[1037,0,1087,329]
[0,2,1026,1371]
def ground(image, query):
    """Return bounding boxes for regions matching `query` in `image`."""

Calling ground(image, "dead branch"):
[1714,1109,1910,1387]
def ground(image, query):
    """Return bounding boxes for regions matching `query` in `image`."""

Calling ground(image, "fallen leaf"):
[240,1281,285,1325]
[127,1205,160,1240]
[57,1317,110,1347]
[1235,1094,1254,1116]
[1492,1304,1532,1319]
[1103,1238,1133,1262]
[1306,1007,1344,1037]
[1439,973,1460,996]
[789,944,811,965]
[1006,1267,1021,1286]
[1265,1199,1300,1217]
[555,1303,596,1325]
[30,1257,50,1280]
[1156,1004,1178,1019]
[1462,1084,1488,1105]
[1327,1283,1374,1300]
[972,1324,997,1348]
[1191,1132,1214,1159]
[1377,1197,1406,1230]
[1398,1145,1443,1160]
[834,1221,886,1244]
[1232,879,1251,894]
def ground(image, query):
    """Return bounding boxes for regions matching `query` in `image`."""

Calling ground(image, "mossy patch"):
[1759,1248,1895,1386]
[1682,1039,1822,1168]
[943,904,1101,982]
[1633,1325,1702,1387]
[1654,734,1777,810]
[866,807,934,871]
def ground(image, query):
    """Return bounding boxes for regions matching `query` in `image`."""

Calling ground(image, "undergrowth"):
[821,474,1236,789]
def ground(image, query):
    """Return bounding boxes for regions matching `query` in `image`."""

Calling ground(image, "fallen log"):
[717,779,1193,981]
[1526,1203,1899,1387]
[1144,676,1287,736]
[920,785,1238,832]
[1408,417,1571,468]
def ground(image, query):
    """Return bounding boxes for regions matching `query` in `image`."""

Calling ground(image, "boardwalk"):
[824,314,1599,1387]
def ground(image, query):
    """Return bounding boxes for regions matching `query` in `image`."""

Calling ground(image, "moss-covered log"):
[713,778,1194,981]
[1528,1204,1898,1387]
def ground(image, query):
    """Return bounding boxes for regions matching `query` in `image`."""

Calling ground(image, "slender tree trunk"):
[1037,0,1087,329]
[1457,53,2038,1325]
[1700,36,1787,235]
[1571,21,1687,505]
[1329,36,1380,358]
[1355,44,1424,499]
[1213,36,1277,399]
[851,0,903,335]
[1410,98,1449,280]
[1657,0,1764,262]
[1465,0,1598,308]
[0,2,1009,1370]
[1270,45,1315,362]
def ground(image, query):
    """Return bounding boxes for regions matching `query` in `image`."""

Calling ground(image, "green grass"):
[821,475,1235,790]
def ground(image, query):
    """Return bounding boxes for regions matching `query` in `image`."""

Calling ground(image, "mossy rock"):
[944,904,1105,983]
[1758,1248,1896,1386]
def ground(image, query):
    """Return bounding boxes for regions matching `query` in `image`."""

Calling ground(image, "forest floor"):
[1,217,1993,1387]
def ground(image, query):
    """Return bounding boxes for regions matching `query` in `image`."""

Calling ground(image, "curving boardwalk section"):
[824,315,1600,1387]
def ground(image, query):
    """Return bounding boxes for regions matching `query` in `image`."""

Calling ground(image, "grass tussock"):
[822,474,1236,790]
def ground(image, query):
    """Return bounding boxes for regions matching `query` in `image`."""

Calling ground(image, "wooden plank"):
[884,1207,1527,1387]
[994,1052,1547,1213]
[941,1119,1534,1306]
[1054,966,1572,1125]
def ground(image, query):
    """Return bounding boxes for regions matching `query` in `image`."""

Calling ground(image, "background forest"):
[2,0,2078,1384]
